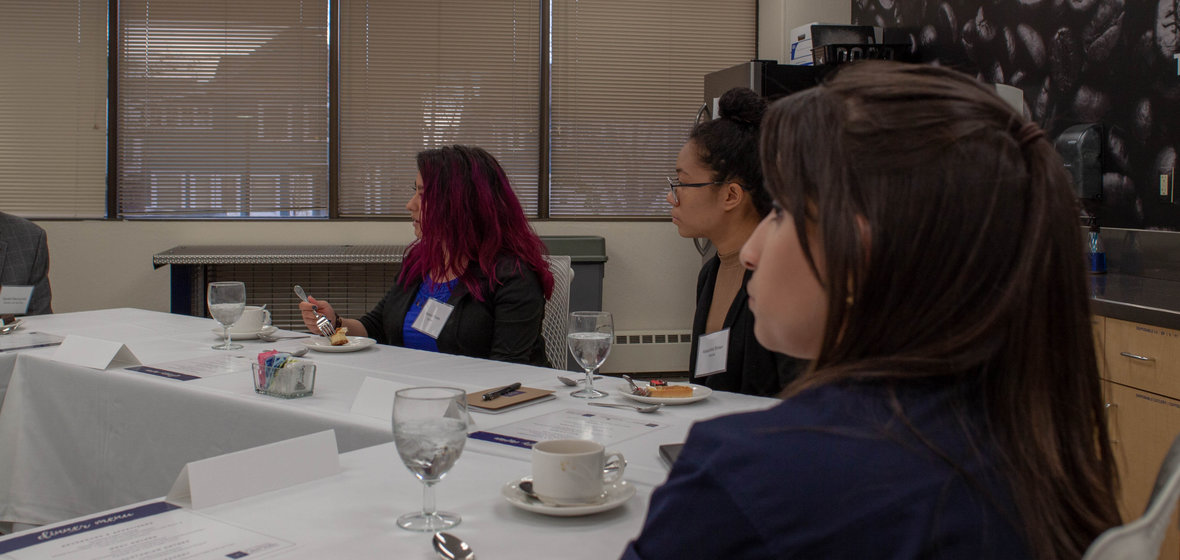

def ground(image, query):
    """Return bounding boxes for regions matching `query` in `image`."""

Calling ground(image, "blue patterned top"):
[402,278,459,352]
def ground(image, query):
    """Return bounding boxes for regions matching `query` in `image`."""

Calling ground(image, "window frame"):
[99,0,754,222]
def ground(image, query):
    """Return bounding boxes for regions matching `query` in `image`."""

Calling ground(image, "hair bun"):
[718,87,767,127]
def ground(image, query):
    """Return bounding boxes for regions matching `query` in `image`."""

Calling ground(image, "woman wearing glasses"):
[625,62,1120,559]
[299,145,553,367]
[668,87,807,397]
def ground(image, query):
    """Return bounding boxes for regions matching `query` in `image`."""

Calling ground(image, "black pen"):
[482,382,522,401]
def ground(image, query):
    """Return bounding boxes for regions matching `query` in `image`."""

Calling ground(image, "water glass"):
[392,386,469,531]
[567,311,613,398]
[207,281,246,350]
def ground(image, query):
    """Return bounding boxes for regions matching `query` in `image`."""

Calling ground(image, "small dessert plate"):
[619,383,712,405]
[301,335,377,353]
[501,477,635,517]
[210,325,277,340]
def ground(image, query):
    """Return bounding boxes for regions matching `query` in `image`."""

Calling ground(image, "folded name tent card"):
[349,376,405,420]
[467,385,555,413]
[0,285,33,314]
[52,334,142,370]
[166,429,340,510]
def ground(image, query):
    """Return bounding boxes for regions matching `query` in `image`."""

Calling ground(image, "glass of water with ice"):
[207,281,246,350]
[392,386,469,531]
[567,311,613,399]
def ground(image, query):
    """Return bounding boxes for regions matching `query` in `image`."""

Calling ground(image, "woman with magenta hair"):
[299,145,554,367]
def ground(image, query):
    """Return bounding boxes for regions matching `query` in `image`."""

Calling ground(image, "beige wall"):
[36,220,701,334]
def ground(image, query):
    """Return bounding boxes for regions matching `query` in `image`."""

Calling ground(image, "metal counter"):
[1091,274,1180,330]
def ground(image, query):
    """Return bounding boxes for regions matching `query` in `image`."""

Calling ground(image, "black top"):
[358,257,549,367]
[688,255,807,397]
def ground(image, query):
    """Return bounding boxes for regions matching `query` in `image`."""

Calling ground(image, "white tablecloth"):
[0,308,777,554]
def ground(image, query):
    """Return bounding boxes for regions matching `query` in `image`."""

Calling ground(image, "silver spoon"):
[432,531,475,560]
[256,330,311,344]
[557,375,603,386]
[589,402,663,413]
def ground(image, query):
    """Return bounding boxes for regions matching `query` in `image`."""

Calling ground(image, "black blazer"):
[688,255,807,397]
[358,257,549,367]
[0,212,52,315]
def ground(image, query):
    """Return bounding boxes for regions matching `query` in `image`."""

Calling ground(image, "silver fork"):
[293,285,336,338]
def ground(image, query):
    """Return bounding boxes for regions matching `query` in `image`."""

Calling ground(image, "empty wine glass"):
[392,386,469,531]
[207,281,246,350]
[567,311,613,398]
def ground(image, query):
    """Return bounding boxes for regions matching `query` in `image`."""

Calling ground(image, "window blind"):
[0,0,107,218]
[549,0,755,217]
[117,0,329,219]
[338,0,540,218]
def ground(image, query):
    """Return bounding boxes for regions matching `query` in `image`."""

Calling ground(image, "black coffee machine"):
[1055,123,1105,273]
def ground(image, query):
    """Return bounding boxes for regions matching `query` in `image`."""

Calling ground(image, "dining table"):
[0,308,778,558]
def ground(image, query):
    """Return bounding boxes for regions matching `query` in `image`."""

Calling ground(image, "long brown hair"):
[760,61,1119,559]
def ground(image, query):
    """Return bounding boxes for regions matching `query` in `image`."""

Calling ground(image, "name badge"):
[411,298,454,339]
[695,328,729,377]
[0,285,34,315]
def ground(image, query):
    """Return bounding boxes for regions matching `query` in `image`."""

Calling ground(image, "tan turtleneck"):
[705,249,745,335]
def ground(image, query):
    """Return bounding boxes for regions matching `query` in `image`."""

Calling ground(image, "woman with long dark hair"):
[669,87,806,397]
[623,62,1119,559]
[300,145,553,367]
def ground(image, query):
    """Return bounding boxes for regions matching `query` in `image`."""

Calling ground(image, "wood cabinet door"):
[1105,318,1180,400]
[1105,380,1180,560]
[1094,315,1106,379]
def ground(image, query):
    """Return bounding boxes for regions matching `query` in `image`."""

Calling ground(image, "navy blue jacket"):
[622,380,1029,559]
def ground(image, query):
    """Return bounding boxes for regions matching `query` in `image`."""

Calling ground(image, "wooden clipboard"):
[467,385,555,413]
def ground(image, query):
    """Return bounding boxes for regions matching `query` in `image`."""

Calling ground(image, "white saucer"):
[301,335,377,353]
[501,477,634,517]
[211,325,277,340]
[619,383,712,405]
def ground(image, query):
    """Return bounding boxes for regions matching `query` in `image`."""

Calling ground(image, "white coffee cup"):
[531,439,625,504]
[232,305,271,333]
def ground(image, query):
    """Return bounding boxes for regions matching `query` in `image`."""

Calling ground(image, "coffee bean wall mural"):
[854,0,1180,230]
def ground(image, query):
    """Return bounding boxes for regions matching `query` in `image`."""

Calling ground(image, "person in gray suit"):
[0,212,52,315]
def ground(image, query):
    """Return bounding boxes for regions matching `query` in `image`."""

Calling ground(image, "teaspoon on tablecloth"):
[432,531,475,560]
[589,402,663,413]
[557,375,602,386]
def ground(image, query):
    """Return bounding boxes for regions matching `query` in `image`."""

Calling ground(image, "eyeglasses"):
[666,176,720,204]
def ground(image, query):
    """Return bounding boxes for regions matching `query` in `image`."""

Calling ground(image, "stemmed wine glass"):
[567,311,613,399]
[207,281,246,350]
[392,386,469,531]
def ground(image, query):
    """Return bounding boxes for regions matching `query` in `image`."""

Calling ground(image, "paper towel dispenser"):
[1054,123,1102,200]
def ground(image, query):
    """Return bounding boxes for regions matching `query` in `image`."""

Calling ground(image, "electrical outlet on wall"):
[1162,169,1176,204]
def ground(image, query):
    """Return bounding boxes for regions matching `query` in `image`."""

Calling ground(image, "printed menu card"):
[0,501,293,559]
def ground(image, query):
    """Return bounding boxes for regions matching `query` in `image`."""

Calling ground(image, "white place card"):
[349,376,404,420]
[166,429,340,510]
[51,334,141,370]
[0,285,34,314]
